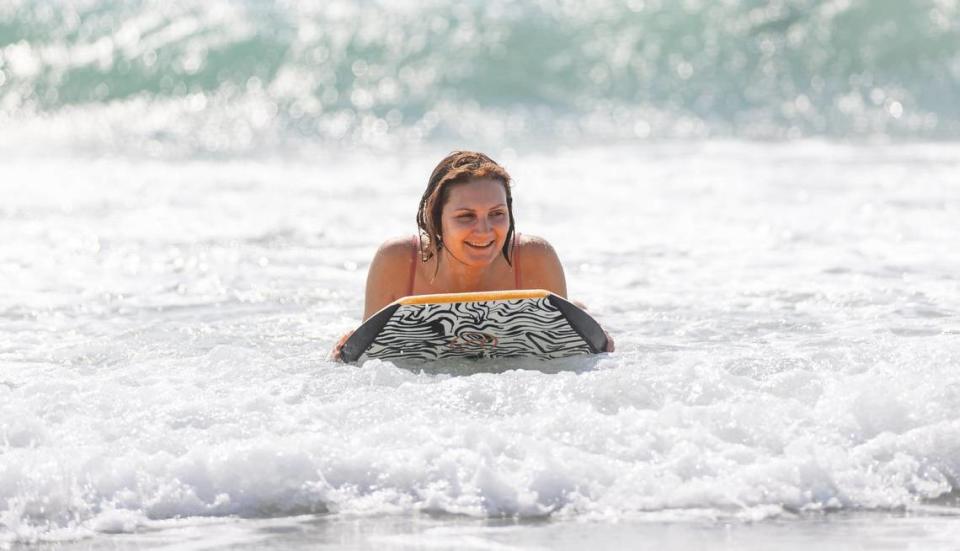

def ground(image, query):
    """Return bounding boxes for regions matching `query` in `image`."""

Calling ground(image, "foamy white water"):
[2,142,959,548]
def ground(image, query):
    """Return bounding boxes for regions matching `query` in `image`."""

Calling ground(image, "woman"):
[333,150,614,359]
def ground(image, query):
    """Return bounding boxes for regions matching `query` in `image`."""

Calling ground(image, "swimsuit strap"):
[513,232,522,289]
[408,235,418,296]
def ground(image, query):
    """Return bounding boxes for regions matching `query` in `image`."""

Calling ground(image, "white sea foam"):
[1,142,959,546]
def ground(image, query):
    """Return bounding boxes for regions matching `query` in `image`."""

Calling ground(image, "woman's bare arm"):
[517,235,567,297]
[332,238,412,361]
[520,235,614,352]
[363,237,415,320]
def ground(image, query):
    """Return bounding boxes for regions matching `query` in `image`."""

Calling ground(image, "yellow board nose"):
[395,289,551,305]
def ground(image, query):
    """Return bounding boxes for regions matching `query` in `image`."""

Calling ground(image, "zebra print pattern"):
[360,297,593,362]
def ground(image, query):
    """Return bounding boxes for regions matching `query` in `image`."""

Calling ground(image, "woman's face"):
[440,178,510,267]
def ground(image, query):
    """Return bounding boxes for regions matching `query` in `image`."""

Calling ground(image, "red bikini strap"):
[408,235,418,296]
[513,232,521,289]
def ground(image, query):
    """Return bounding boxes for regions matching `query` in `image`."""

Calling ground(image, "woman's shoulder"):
[369,235,417,270]
[377,235,417,260]
[515,233,560,260]
[514,233,566,295]
[364,236,418,320]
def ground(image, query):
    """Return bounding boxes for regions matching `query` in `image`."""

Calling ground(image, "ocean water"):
[3,0,960,154]
[3,1,960,550]
[3,143,959,549]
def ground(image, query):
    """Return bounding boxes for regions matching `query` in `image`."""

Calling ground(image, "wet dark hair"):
[416,151,515,266]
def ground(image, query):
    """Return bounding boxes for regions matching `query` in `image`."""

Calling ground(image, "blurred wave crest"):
[1,0,958,154]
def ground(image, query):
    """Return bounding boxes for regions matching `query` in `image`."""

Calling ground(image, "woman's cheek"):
[443,217,465,233]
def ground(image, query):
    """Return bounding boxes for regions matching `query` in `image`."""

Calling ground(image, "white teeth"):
[467,241,493,248]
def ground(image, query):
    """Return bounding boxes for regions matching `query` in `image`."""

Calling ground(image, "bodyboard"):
[339,290,608,363]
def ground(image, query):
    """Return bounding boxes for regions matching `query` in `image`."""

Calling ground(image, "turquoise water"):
[2,0,959,156]
[3,2,960,549]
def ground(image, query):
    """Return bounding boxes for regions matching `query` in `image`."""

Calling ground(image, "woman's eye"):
[491,211,505,217]
[457,214,474,220]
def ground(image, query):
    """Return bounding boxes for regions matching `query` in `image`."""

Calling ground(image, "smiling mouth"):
[465,240,495,250]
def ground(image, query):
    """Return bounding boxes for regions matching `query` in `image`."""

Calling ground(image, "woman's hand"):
[330,330,354,361]
[603,330,615,353]
[572,300,614,352]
